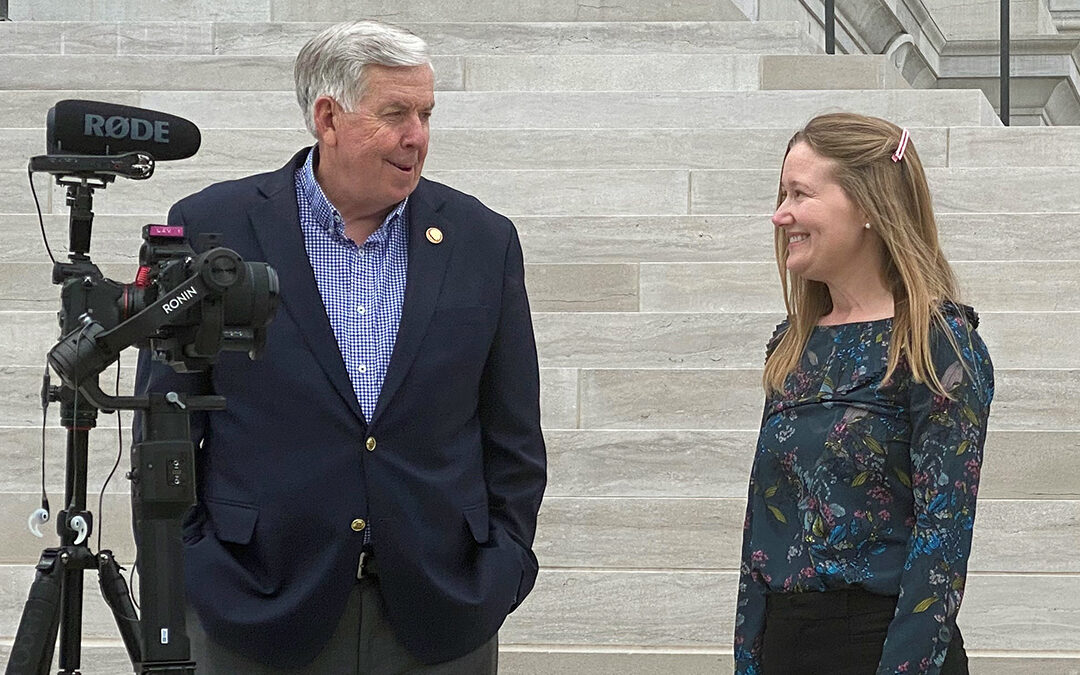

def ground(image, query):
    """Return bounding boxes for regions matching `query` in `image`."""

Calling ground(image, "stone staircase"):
[2,4,1080,673]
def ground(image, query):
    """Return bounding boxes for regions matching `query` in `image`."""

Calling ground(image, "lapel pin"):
[425,227,444,245]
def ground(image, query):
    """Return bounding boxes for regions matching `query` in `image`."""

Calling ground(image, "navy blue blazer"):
[135,149,546,666]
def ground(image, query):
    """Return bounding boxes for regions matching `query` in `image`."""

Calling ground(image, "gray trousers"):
[186,577,498,674]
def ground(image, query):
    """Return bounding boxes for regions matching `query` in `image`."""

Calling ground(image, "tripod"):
[7,386,222,675]
[9,133,277,672]
[4,179,223,674]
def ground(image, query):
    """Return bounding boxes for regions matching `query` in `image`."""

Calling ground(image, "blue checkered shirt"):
[294,147,409,422]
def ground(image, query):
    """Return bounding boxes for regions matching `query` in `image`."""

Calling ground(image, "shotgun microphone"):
[46,99,201,161]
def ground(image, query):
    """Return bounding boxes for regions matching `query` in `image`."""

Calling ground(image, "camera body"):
[47,224,279,391]
[127,225,279,372]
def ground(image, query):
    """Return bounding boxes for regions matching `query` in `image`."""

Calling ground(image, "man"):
[135,20,546,673]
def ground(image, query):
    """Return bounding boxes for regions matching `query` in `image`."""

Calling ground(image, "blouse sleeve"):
[735,473,767,674]
[877,310,994,675]
[734,320,790,674]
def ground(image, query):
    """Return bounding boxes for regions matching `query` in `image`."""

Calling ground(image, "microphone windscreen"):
[47,99,201,161]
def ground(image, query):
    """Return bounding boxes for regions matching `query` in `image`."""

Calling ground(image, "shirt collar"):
[298,146,409,241]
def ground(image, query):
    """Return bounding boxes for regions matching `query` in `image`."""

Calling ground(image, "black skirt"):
[760,588,969,675]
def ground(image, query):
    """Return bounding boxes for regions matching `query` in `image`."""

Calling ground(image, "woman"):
[734,113,994,675]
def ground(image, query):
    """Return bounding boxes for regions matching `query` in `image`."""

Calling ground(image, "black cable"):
[131,551,140,610]
[61,327,86,556]
[105,354,141,622]
[33,165,57,523]
[28,168,57,264]
[39,363,51,520]
[77,354,141,621]
[71,330,82,450]
[97,356,124,553]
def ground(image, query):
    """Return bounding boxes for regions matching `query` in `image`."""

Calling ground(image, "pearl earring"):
[864,223,871,230]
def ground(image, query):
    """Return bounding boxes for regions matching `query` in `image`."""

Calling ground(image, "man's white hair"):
[294,20,432,137]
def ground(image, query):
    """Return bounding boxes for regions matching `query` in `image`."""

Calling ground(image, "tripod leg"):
[97,550,142,665]
[57,559,84,675]
[5,550,63,675]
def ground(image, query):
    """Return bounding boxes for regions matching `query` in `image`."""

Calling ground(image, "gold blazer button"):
[425,227,444,244]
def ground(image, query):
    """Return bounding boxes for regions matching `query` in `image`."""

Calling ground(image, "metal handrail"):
[1,0,9,21]
[821,0,1011,125]
[1000,0,1010,125]
[825,0,836,54]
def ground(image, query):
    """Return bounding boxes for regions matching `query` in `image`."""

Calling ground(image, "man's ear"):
[312,96,338,147]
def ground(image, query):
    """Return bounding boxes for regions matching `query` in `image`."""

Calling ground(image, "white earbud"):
[70,515,89,545]
[28,508,50,538]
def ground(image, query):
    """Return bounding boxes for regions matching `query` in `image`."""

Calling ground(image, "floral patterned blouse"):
[734,305,994,675]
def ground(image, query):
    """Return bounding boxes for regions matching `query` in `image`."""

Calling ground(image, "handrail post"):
[1,0,9,21]
[1000,0,1010,125]
[825,0,836,54]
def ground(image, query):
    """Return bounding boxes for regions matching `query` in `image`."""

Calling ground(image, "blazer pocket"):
[205,498,259,545]
[462,503,490,544]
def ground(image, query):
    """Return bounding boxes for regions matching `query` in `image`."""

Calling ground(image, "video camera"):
[31,100,279,387]
[6,100,279,675]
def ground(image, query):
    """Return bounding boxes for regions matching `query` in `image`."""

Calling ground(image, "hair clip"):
[892,128,910,163]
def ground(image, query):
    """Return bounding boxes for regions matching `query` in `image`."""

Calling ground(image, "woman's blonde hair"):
[763,112,960,397]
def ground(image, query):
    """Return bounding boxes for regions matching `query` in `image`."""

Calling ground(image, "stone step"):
[8,0,750,22]
[0,89,1001,129]
[496,212,1079,263]
[1,257,1076,318]
[0,126,954,172]
[526,311,1072,369]
[762,53,911,90]
[0,53,768,92]
[0,425,141,494]
[0,492,1074,574]
[631,262,1080,313]
[4,168,696,217]
[0,53,928,96]
[568,367,1079,431]
[539,429,1080,501]
[512,571,1080,650]
[949,126,1080,166]
[6,167,1080,217]
[2,247,1076,331]
[0,366,582,432]
[0,216,153,263]
[0,54,464,91]
[2,213,1075,264]
[11,126,1080,172]
[466,53,766,91]
[0,366,1073,432]
[0,566,1076,651]
[689,167,1080,215]
[537,497,1077,573]
[3,308,1073,369]
[2,645,1079,675]
[0,21,817,56]
[0,426,1074,501]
